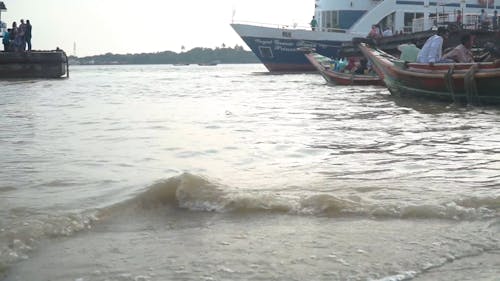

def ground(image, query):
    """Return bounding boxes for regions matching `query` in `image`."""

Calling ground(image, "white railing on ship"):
[232,20,348,33]
[232,20,309,30]
[412,14,482,32]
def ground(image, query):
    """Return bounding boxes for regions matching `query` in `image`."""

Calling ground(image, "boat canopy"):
[0,2,6,11]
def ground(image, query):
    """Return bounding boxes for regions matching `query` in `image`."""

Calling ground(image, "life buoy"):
[478,0,494,7]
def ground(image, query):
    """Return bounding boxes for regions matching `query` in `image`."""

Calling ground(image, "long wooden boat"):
[303,51,382,86]
[358,43,500,105]
[0,50,69,79]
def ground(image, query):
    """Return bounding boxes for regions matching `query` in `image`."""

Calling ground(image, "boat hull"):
[232,24,349,72]
[359,43,500,105]
[0,51,68,78]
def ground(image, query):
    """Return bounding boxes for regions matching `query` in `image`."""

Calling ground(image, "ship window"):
[259,46,273,58]
[404,13,415,27]
[404,12,424,27]
[321,10,339,31]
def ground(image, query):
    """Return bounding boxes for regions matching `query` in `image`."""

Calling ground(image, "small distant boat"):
[358,43,500,105]
[198,60,220,66]
[303,50,382,86]
[173,63,190,66]
[0,50,69,79]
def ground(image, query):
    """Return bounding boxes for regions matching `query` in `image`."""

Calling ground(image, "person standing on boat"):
[492,11,498,30]
[479,9,489,30]
[416,27,449,63]
[2,28,10,51]
[18,19,26,51]
[442,34,474,63]
[456,10,462,26]
[310,16,318,31]
[368,24,381,39]
[10,22,18,51]
[25,20,32,51]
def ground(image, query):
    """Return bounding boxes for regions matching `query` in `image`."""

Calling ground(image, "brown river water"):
[0,64,499,280]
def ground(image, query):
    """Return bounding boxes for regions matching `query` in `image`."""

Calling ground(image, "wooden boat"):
[358,43,500,105]
[303,51,382,86]
[0,50,69,79]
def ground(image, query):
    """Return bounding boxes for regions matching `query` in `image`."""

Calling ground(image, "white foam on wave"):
[370,271,417,281]
[0,210,98,278]
[99,173,499,222]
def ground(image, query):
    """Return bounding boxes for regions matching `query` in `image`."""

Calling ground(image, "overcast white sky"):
[2,0,314,57]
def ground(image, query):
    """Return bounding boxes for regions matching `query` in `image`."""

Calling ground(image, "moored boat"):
[231,0,500,72]
[358,43,500,105]
[303,50,382,86]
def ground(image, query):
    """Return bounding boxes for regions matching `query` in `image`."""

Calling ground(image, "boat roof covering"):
[0,2,6,10]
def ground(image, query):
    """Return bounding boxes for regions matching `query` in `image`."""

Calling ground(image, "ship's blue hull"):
[240,36,343,72]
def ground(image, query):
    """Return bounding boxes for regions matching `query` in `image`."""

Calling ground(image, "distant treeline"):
[71,45,259,65]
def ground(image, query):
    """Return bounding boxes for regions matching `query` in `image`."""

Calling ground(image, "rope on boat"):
[444,64,456,103]
[464,64,479,105]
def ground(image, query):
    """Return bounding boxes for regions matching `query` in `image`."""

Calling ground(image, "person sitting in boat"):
[398,42,420,63]
[354,58,368,75]
[344,57,356,73]
[416,27,449,63]
[442,34,474,63]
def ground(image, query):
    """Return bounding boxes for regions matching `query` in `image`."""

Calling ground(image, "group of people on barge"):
[2,19,32,52]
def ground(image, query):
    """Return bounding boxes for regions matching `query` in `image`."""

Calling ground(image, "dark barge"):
[0,50,69,78]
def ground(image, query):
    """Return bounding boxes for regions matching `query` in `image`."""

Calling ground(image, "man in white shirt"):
[382,27,393,37]
[416,27,449,63]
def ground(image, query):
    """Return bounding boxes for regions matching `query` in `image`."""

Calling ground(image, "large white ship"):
[231,0,498,72]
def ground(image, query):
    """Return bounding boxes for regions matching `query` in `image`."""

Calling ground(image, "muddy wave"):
[99,173,500,221]
[1,173,498,278]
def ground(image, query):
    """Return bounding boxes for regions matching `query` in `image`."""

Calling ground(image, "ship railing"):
[317,27,347,33]
[412,14,483,32]
[232,20,348,33]
[232,20,309,30]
